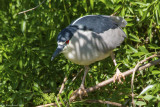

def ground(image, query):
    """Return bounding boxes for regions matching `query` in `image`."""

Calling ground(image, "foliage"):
[0,0,160,106]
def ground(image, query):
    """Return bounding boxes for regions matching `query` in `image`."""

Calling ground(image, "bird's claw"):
[78,85,88,99]
[72,85,88,100]
[113,69,125,83]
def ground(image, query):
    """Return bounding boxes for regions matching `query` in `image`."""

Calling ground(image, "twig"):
[56,69,83,106]
[43,89,52,93]
[18,0,46,14]
[71,69,83,82]
[36,103,58,107]
[58,68,83,94]
[131,53,159,106]
[131,62,140,107]
[111,12,117,16]
[70,57,160,102]
[84,99,122,106]
[59,76,68,94]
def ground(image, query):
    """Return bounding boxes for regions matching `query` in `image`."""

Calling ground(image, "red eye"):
[66,40,69,44]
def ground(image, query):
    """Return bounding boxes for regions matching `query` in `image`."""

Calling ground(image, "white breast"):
[62,30,112,65]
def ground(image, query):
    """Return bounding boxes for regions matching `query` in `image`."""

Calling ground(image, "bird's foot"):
[78,85,88,99]
[113,69,125,83]
[72,85,88,100]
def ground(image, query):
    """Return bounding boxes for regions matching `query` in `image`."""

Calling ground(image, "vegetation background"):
[0,0,160,106]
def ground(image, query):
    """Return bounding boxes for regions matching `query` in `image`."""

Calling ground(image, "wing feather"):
[91,27,126,53]
[70,15,126,34]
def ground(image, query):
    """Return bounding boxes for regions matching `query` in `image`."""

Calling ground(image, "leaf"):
[127,45,138,53]
[128,7,134,14]
[114,63,122,71]
[100,0,113,8]
[55,96,61,107]
[100,0,105,4]
[143,95,155,101]
[126,23,134,26]
[114,5,121,12]
[32,82,39,91]
[135,101,146,106]
[27,93,34,101]
[148,44,160,49]
[68,90,73,100]
[121,7,125,16]
[82,0,88,12]
[149,66,155,72]
[123,60,130,67]
[90,0,94,10]
[158,102,160,107]
[155,9,159,25]
[149,19,153,42]
[137,9,143,16]
[139,46,149,53]
[58,94,65,106]
[134,2,150,7]
[139,85,155,96]
[3,52,8,59]
[19,59,23,69]
[21,20,26,33]
[0,54,2,63]
[141,11,148,22]
[129,33,141,42]
[0,65,4,71]
[131,52,145,56]
[152,70,160,74]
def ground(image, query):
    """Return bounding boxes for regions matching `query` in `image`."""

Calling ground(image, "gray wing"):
[91,27,126,53]
[70,15,127,34]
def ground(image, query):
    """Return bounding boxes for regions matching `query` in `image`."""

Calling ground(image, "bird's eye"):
[65,40,69,44]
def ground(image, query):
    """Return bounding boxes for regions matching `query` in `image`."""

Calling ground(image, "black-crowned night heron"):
[51,15,127,93]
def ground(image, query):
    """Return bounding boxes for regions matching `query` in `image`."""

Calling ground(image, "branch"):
[84,99,122,106]
[36,103,58,107]
[131,54,159,106]
[58,76,68,94]
[18,0,46,14]
[58,68,83,94]
[71,68,83,82]
[70,56,160,101]
[111,12,117,16]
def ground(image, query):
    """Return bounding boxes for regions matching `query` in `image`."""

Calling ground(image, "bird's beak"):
[51,45,65,61]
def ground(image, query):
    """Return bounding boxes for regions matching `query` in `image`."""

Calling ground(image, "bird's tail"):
[110,16,127,28]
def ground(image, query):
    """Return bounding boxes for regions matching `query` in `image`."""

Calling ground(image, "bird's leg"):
[71,66,89,99]
[77,66,89,99]
[111,52,125,83]
[80,66,89,89]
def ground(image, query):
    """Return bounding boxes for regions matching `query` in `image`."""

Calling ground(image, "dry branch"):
[70,57,160,102]
[131,54,159,106]
[84,99,122,106]
[36,103,58,107]
[59,76,68,94]
[71,68,83,82]
[18,0,46,14]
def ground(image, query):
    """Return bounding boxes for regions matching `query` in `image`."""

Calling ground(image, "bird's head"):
[51,28,73,61]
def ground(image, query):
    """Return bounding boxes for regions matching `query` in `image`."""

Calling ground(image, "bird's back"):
[70,15,127,33]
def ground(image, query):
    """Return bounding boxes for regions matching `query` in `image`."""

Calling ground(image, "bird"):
[51,15,127,95]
